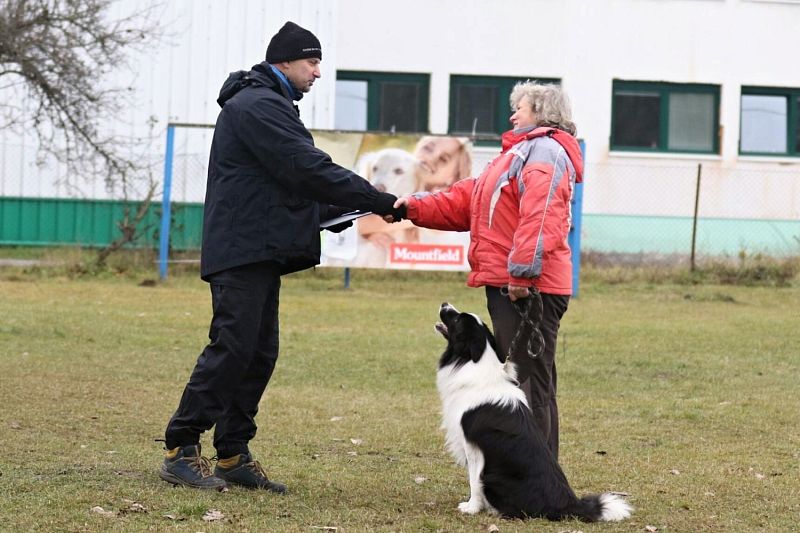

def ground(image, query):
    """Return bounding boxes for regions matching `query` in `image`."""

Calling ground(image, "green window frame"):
[448,75,559,143]
[739,86,800,157]
[611,80,720,154]
[335,71,429,133]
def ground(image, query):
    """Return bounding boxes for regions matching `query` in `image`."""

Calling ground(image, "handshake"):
[373,192,409,224]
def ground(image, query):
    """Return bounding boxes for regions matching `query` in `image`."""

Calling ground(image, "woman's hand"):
[506,284,530,302]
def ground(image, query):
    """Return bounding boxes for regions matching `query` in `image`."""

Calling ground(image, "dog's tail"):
[567,492,633,522]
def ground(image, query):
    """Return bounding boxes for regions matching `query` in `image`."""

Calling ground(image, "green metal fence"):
[0,196,203,250]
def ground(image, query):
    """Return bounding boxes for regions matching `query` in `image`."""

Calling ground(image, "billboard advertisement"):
[316,131,473,271]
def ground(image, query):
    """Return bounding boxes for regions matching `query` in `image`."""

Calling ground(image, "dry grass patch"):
[0,269,798,531]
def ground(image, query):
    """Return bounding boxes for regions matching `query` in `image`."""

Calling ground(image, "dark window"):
[612,91,660,148]
[796,96,800,153]
[379,82,421,132]
[611,81,720,154]
[335,71,429,133]
[449,75,559,143]
[452,84,497,135]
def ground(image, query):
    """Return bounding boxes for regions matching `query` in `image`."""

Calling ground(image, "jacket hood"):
[216,62,287,107]
[501,127,583,183]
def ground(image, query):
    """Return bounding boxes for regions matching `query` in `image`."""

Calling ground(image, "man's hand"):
[506,284,530,302]
[372,192,399,216]
[320,205,355,233]
[383,196,409,223]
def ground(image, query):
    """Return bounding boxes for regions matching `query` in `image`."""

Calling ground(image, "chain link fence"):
[158,129,800,265]
[582,161,800,265]
[2,124,798,265]
[0,138,164,200]
[166,126,214,204]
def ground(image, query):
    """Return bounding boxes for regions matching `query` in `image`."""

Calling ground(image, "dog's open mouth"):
[435,321,449,339]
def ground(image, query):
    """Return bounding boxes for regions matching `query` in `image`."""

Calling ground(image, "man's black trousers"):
[165,262,281,459]
[485,287,569,460]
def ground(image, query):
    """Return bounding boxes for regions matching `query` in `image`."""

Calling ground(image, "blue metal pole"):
[568,140,585,298]
[159,125,175,280]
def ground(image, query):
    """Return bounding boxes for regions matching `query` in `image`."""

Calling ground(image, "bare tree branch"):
[94,179,158,267]
[0,0,163,196]
[1,0,166,265]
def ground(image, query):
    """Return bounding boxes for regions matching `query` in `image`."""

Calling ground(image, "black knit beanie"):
[265,21,322,63]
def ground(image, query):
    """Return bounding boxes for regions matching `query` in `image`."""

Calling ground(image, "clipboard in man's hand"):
[320,210,372,229]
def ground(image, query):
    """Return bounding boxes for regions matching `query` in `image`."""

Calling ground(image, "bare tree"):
[1,0,163,265]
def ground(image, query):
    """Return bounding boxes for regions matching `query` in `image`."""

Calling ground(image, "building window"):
[611,81,720,154]
[334,71,429,133]
[449,75,559,141]
[740,87,800,156]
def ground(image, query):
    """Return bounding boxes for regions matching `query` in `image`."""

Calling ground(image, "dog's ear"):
[446,335,484,366]
[463,318,489,363]
[466,337,485,363]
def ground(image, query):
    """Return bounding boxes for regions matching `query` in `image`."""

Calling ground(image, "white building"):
[2,0,799,256]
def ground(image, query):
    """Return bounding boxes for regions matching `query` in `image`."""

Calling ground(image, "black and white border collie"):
[434,302,632,522]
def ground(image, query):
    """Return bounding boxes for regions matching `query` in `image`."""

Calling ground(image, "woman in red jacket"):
[393,82,583,459]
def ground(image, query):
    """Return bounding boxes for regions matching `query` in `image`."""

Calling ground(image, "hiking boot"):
[159,444,227,491]
[214,453,287,493]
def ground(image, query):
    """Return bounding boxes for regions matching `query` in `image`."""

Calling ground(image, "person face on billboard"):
[413,136,471,192]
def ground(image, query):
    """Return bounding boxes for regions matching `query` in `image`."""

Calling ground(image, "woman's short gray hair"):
[510,81,577,136]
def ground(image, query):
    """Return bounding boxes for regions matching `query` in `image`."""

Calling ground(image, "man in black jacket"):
[159,21,402,491]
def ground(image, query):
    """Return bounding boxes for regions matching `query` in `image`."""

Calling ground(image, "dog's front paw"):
[458,499,482,514]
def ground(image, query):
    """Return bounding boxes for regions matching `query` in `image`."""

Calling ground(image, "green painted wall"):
[0,197,203,251]
[1,197,797,257]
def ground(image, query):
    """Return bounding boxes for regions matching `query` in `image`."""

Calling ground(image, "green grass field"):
[0,267,798,531]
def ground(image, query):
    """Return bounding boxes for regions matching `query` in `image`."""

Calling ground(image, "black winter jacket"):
[200,62,394,279]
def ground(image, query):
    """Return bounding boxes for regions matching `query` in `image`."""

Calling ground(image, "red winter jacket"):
[406,127,583,295]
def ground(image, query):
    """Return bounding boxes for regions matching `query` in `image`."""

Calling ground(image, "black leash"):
[500,285,545,362]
